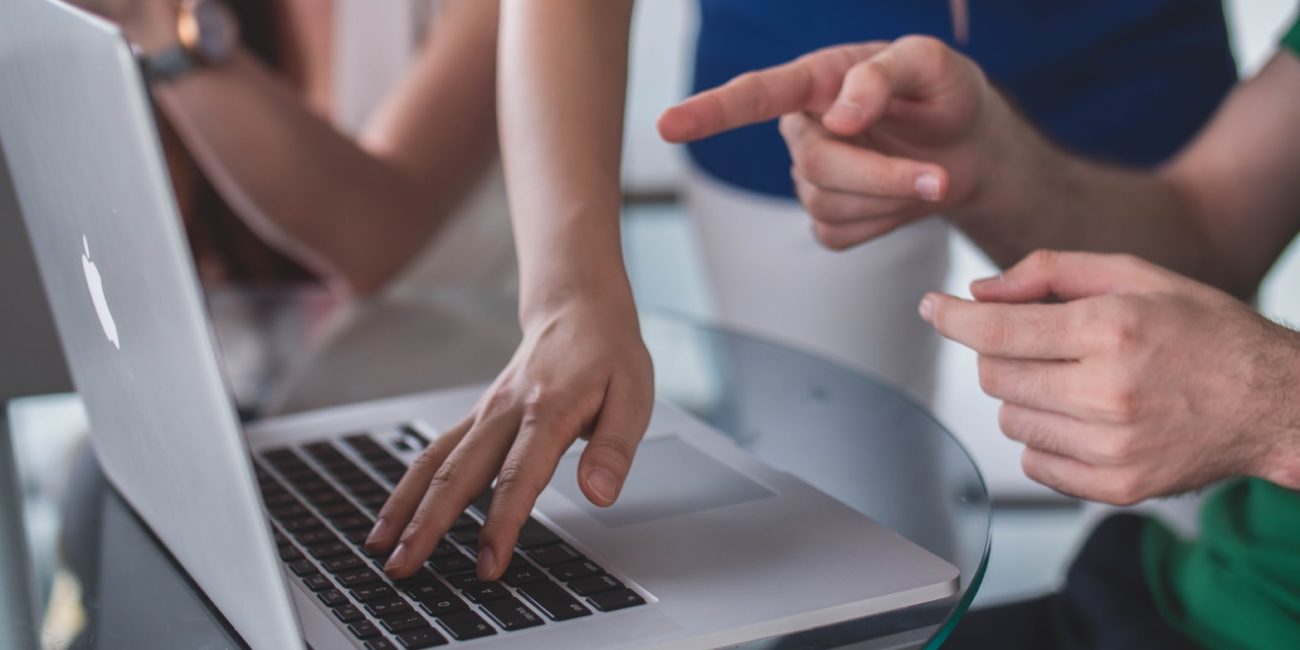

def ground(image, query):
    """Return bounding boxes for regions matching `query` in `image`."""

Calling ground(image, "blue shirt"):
[688,0,1237,198]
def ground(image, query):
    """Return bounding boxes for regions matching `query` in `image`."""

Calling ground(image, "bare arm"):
[363,0,657,583]
[497,0,637,320]
[146,0,500,294]
[960,51,1300,298]
[661,39,1300,299]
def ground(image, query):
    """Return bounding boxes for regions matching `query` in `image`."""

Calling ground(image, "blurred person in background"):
[71,0,514,297]
[658,12,1300,649]
[363,0,1239,585]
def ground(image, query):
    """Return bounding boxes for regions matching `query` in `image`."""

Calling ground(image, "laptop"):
[0,1,959,648]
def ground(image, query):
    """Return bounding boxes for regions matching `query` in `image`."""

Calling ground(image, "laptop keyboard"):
[255,428,645,649]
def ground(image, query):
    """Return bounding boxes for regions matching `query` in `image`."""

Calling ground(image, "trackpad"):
[554,435,774,528]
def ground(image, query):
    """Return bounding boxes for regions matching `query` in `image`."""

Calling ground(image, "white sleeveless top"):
[330,0,517,300]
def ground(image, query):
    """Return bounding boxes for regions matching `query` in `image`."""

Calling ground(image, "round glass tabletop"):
[5,288,989,649]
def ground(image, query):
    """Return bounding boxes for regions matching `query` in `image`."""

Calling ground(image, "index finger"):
[658,42,886,143]
[920,292,1088,360]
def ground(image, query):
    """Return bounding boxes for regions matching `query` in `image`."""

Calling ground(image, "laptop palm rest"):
[553,436,775,528]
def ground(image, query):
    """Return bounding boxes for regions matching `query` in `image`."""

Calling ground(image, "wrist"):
[948,86,1062,227]
[1251,325,1300,490]
[518,271,638,332]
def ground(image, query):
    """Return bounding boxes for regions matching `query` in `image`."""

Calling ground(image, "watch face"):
[187,0,237,63]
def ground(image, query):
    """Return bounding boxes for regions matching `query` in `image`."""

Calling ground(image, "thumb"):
[577,377,651,507]
[822,36,972,136]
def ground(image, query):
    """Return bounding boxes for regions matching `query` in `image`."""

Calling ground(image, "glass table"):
[4,288,990,649]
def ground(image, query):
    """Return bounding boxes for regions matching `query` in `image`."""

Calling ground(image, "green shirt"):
[1142,479,1300,649]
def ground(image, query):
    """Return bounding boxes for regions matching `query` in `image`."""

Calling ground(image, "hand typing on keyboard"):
[364,301,655,582]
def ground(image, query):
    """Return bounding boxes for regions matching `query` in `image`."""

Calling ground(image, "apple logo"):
[81,235,120,349]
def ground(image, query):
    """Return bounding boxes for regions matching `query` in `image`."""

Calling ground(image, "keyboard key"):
[308,542,351,559]
[397,571,452,601]
[569,574,624,597]
[334,515,375,531]
[333,604,364,623]
[429,552,474,575]
[502,563,547,587]
[549,559,603,582]
[586,588,646,612]
[350,584,397,603]
[301,573,332,592]
[451,514,478,530]
[434,610,496,641]
[365,598,414,619]
[526,543,583,567]
[321,554,364,574]
[430,539,458,558]
[262,448,300,467]
[380,612,427,633]
[448,526,480,546]
[348,621,381,640]
[419,593,468,617]
[278,545,304,562]
[317,589,347,608]
[399,424,432,450]
[281,516,324,533]
[397,627,447,649]
[287,559,316,576]
[360,493,391,511]
[343,529,372,546]
[304,489,346,507]
[268,504,308,520]
[295,529,336,546]
[364,639,397,650]
[517,580,591,621]
[337,568,383,589]
[443,573,485,591]
[319,502,362,519]
[479,596,544,631]
[463,582,510,604]
[515,518,561,549]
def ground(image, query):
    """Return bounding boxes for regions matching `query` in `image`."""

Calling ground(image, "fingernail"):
[918,295,935,321]
[826,99,865,124]
[586,467,619,505]
[384,543,409,573]
[971,274,1003,291]
[476,545,497,579]
[915,173,942,201]
[365,517,390,548]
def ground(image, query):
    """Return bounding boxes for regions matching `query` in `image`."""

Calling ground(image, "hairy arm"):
[964,52,1300,298]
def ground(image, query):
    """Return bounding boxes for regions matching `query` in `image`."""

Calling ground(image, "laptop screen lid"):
[0,1,303,647]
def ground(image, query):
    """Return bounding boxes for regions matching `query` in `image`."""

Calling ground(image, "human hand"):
[365,296,654,581]
[919,250,1300,504]
[659,37,1016,250]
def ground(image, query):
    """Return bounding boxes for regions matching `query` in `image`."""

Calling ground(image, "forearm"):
[154,0,499,295]
[951,102,1227,293]
[498,0,637,323]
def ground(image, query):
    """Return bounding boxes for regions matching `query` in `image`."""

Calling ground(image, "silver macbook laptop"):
[0,1,959,648]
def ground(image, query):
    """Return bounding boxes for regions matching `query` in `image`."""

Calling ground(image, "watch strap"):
[140,45,198,84]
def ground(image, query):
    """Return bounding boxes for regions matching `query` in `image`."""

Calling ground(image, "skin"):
[368,0,654,582]
[76,0,502,295]
[660,38,1300,502]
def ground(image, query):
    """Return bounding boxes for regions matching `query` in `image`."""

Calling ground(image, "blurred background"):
[5,0,1299,633]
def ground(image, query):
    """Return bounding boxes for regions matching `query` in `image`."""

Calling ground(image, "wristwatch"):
[139,0,239,84]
